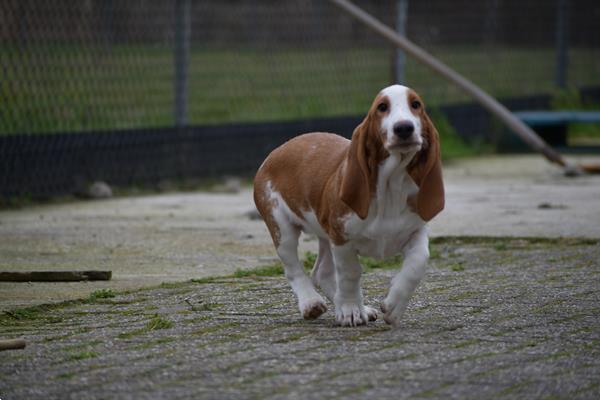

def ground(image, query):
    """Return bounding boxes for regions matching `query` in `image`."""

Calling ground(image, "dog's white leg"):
[381,227,429,327]
[331,244,369,327]
[276,225,327,320]
[313,240,377,323]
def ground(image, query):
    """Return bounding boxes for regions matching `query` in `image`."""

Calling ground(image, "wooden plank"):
[0,339,26,351]
[0,271,112,282]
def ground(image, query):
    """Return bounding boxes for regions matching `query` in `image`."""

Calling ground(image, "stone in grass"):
[88,181,113,199]
[537,202,567,210]
[212,177,242,194]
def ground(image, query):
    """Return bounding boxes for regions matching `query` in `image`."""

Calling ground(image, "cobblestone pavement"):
[1,238,598,399]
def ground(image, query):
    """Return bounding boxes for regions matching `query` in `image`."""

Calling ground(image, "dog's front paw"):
[299,297,327,320]
[380,297,408,327]
[335,303,368,327]
[364,305,378,322]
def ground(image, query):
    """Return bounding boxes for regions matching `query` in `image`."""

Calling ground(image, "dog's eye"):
[377,102,388,113]
[411,100,421,110]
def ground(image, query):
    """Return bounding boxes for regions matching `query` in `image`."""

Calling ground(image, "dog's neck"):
[365,152,419,232]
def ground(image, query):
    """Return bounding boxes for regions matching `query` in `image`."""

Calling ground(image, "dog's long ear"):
[340,117,383,219]
[340,121,371,219]
[408,112,445,221]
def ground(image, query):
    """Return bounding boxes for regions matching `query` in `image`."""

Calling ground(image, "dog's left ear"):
[408,112,445,221]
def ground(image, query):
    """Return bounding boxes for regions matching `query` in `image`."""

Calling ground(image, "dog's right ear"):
[340,115,386,219]
[340,122,371,219]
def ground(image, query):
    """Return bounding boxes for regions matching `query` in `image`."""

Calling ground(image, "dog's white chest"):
[344,157,425,259]
[349,207,423,259]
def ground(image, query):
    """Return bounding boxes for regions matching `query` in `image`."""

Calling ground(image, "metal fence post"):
[394,0,409,84]
[555,0,569,88]
[174,0,191,127]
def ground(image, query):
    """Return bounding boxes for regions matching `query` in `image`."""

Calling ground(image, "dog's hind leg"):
[254,179,326,320]
[310,238,337,301]
[276,224,327,320]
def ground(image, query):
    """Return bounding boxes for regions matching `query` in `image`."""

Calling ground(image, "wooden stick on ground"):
[0,339,27,351]
[0,270,112,282]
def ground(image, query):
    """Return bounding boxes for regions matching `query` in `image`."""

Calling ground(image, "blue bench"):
[514,110,600,146]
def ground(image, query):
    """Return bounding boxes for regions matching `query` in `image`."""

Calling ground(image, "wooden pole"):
[0,271,112,282]
[328,0,582,174]
[394,0,409,84]
[0,339,26,351]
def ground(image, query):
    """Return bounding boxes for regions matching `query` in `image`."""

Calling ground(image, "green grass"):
[429,236,599,247]
[233,263,284,278]
[196,252,312,281]
[359,255,403,271]
[303,251,318,270]
[450,262,466,272]
[117,314,174,339]
[87,289,116,302]
[2,305,52,321]
[144,315,174,330]
[429,108,490,160]
[303,250,403,272]
[1,289,125,325]
[226,250,404,280]
[1,45,598,136]
[158,281,189,289]
[191,322,241,337]
[190,276,223,284]
[260,236,598,275]
[67,351,99,361]
[273,332,309,344]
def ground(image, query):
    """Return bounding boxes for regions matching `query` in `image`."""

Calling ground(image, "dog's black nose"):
[393,121,415,140]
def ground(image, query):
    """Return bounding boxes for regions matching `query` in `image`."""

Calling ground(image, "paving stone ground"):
[1,238,598,399]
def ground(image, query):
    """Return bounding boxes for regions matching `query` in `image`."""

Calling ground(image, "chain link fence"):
[1,0,599,198]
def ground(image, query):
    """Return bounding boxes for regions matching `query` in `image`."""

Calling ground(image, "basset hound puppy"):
[253,84,444,327]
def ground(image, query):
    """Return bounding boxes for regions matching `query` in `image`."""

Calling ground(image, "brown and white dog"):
[253,84,444,327]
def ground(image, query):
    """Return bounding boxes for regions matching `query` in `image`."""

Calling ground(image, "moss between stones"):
[117,314,174,339]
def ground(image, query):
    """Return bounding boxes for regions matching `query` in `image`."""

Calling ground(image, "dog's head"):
[340,84,445,221]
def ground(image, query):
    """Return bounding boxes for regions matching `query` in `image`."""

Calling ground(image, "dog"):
[253,84,444,327]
